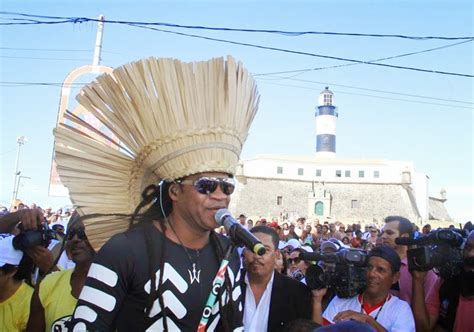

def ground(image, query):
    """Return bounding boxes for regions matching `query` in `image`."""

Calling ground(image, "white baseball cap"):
[287,238,302,250]
[0,233,23,267]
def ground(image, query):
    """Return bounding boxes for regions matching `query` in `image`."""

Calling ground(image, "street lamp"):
[12,136,27,203]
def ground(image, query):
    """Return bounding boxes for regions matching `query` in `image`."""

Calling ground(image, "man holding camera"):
[313,246,415,331]
[381,216,439,312]
[412,230,474,331]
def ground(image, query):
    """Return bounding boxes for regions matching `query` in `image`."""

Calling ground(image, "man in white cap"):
[0,233,34,331]
[53,56,259,331]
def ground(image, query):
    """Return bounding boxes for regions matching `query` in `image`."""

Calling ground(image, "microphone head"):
[214,208,231,226]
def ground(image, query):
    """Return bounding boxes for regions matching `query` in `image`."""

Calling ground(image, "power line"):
[1,13,472,78]
[266,76,473,105]
[256,80,473,110]
[258,76,473,105]
[128,24,474,78]
[0,46,138,57]
[254,40,473,77]
[0,46,93,52]
[0,55,92,61]
[1,12,472,40]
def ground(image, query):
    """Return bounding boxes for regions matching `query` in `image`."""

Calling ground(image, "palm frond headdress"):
[54,56,260,250]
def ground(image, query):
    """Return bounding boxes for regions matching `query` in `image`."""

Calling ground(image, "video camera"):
[12,224,58,251]
[299,248,368,298]
[395,228,464,279]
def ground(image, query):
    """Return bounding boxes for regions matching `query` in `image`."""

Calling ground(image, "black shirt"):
[69,225,243,331]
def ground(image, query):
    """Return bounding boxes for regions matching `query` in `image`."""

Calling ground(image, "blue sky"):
[1,0,472,222]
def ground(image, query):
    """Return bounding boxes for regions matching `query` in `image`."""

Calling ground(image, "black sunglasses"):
[287,257,302,264]
[178,177,236,196]
[67,228,87,241]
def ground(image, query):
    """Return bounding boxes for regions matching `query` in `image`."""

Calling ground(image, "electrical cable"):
[255,80,473,110]
[1,12,472,40]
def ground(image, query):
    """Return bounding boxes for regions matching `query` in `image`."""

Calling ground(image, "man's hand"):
[311,288,328,301]
[17,208,46,231]
[334,310,371,323]
[0,208,45,234]
[25,246,55,273]
[411,269,428,283]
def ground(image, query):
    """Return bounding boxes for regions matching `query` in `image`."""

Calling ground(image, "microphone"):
[215,209,266,256]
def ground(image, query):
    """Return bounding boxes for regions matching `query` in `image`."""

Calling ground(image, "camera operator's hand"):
[410,269,428,282]
[334,310,387,331]
[25,245,55,273]
[311,288,328,301]
[334,310,369,323]
[311,288,328,324]
[0,208,45,234]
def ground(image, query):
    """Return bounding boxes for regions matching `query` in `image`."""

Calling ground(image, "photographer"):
[26,216,95,331]
[412,230,474,331]
[0,208,68,280]
[312,246,415,331]
[381,216,439,314]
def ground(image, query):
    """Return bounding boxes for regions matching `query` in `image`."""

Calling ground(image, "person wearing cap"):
[0,233,34,332]
[312,246,415,331]
[26,215,95,332]
[242,226,312,331]
[53,56,259,331]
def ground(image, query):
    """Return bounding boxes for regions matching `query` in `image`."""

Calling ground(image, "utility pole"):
[92,15,105,67]
[12,136,27,203]
[49,15,113,197]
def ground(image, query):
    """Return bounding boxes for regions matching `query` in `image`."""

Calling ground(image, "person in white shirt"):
[312,246,415,332]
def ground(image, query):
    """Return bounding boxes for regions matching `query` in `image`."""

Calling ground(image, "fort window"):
[298,168,304,176]
[351,200,359,208]
[345,170,351,177]
[277,166,283,174]
[374,171,380,178]
[316,169,322,177]
[336,170,342,177]
[277,196,283,205]
[358,170,365,178]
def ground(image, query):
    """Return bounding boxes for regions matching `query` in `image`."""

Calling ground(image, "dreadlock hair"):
[127,180,235,331]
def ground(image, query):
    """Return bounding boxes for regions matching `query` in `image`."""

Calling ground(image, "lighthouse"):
[315,87,338,158]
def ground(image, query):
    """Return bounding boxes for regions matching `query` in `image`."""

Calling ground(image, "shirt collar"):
[245,270,275,290]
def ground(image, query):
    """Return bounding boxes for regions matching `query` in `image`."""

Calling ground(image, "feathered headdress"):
[54,56,259,250]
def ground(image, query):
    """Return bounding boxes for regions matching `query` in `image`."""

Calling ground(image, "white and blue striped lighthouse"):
[315,87,338,158]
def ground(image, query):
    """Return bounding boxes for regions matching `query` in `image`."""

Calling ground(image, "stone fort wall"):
[230,176,420,223]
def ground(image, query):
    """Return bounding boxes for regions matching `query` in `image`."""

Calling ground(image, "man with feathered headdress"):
[54,56,259,331]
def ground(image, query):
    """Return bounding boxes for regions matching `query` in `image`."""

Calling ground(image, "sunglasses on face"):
[67,228,87,241]
[178,177,236,196]
[287,257,302,264]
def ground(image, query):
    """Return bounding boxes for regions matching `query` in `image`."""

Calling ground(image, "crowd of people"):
[1,205,473,331]
[1,56,473,332]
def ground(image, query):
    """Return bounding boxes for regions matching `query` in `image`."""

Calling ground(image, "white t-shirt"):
[323,294,415,332]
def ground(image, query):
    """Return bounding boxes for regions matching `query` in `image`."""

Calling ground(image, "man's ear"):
[392,271,400,285]
[275,249,282,260]
[168,184,180,200]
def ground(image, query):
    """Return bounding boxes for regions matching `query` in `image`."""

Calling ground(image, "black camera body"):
[301,248,368,298]
[396,229,464,279]
[12,226,57,251]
